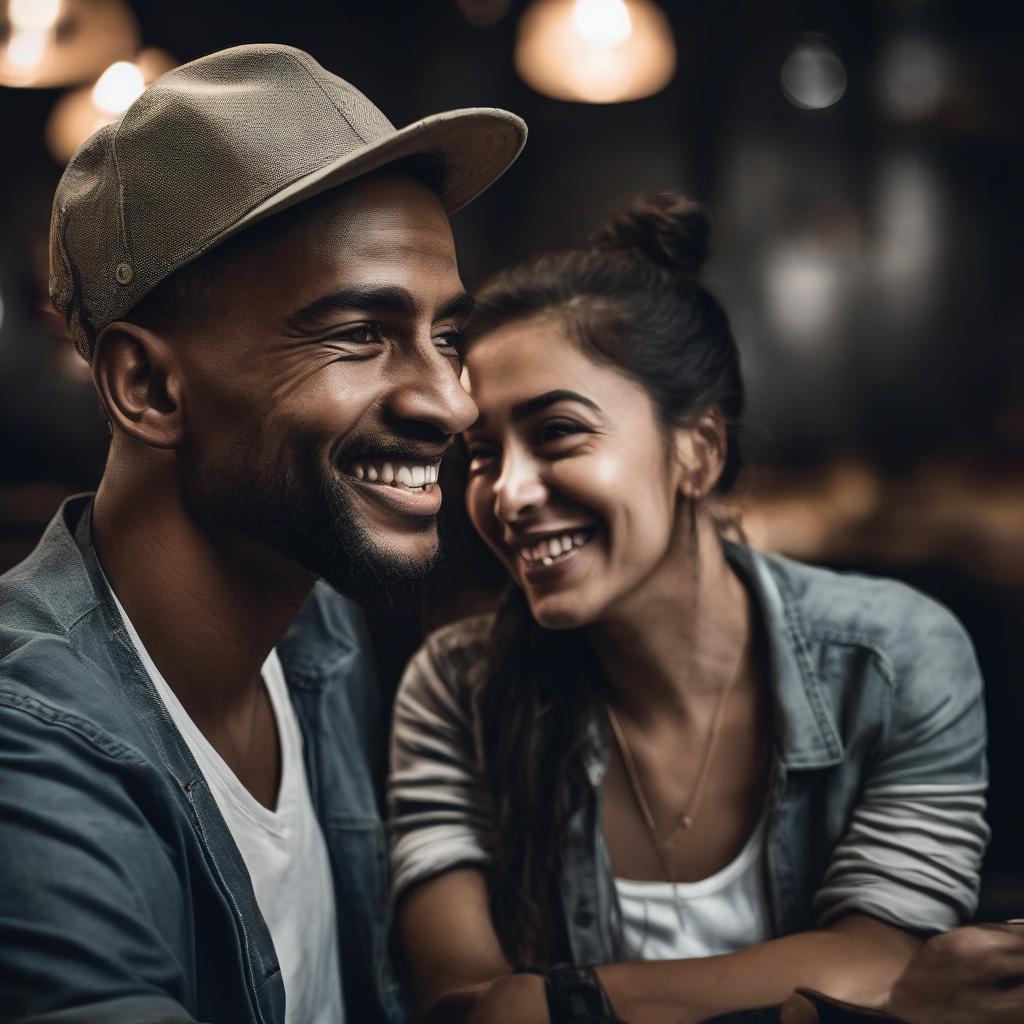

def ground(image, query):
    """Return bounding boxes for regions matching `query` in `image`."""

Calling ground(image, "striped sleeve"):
[387,617,494,904]
[812,600,990,933]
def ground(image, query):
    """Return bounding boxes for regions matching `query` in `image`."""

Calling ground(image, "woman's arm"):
[401,866,919,1024]
[596,913,920,1023]
[399,868,511,1020]
[406,897,918,1024]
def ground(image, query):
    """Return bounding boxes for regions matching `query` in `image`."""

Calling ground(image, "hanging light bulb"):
[515,0,676,104]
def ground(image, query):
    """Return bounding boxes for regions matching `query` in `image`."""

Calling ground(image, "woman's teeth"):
[349,461,439,490]
[519,531,592,567]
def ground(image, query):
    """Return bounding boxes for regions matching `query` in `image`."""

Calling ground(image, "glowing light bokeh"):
[0,0,138,88]
[781,35,847,110]
[515,0,675,104]
[879,38,949,120]
[8,0,62,28]
[91,60,145,115]
[572,0,632,47]
[5,27,49,69]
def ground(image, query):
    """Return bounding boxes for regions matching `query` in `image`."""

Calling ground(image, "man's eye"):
[434,329,465,355]
[334,323,381,345]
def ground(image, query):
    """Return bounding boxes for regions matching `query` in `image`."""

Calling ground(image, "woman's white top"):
[109,588,345,1024]
[615,817,773,960]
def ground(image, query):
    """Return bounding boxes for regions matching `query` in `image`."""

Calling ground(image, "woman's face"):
[462,315,687,629]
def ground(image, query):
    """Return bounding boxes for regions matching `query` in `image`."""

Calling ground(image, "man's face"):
[170,172,477,602]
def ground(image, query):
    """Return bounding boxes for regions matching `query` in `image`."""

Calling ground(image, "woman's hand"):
[885,924,1024,1024]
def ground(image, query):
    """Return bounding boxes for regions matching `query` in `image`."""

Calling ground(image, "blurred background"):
[1,0,1022,916]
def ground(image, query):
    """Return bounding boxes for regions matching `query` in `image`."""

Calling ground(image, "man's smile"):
[342,457,443,516]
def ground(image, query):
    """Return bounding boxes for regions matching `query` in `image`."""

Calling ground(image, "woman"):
[388,194,989,1024]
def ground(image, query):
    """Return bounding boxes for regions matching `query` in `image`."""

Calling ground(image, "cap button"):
[115,262,134,286]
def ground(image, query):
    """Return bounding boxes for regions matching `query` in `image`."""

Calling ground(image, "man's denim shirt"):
[0,496,404,1024]
[389,542,991,963]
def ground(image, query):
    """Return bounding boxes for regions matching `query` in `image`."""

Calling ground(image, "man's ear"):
[92,321,185,449]
[673,408,727,499]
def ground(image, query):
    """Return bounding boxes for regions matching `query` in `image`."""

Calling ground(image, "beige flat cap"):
[49,43,527,354]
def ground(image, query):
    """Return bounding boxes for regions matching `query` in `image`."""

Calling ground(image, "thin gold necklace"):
[606,642,746,885]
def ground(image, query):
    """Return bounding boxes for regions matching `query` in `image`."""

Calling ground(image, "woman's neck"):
[588,512,750,726]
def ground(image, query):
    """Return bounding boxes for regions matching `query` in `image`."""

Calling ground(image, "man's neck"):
[92,468,315,721]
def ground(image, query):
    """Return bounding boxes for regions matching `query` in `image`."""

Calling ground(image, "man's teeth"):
[349,461,439,489]
[519,531,591,566]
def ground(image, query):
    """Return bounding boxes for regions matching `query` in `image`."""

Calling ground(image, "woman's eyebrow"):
[509,390,601,422]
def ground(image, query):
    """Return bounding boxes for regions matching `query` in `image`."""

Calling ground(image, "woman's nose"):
[493,451,548,524]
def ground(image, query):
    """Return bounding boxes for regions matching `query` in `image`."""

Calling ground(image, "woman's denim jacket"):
[0,496,404,1024]
[389,542,990,964]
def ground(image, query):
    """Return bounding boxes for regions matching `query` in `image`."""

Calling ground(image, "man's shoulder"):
[0,494,102,659]
[0,631,152,769]
[0,535,154,770]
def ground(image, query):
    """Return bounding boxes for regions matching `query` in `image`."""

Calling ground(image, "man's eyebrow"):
[286,286,414,334]
[285,286,474,335]
[510,390,601,421]
[438,292,476,322]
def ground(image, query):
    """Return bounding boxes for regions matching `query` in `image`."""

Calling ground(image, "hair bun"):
[594,193,710,278]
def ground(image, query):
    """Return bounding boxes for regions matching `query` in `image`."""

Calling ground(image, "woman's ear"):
[673,408,727,499]
[92,321,185,449]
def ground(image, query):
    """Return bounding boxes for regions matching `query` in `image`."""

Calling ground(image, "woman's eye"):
[537,421,585,445]
[466,445,498,470]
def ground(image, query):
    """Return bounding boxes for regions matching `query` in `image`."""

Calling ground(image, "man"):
[0,43,525,1024]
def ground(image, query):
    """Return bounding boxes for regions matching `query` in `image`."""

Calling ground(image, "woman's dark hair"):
[468,193,746,963]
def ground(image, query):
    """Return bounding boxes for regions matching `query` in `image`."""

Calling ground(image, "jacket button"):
[115,262,134,285]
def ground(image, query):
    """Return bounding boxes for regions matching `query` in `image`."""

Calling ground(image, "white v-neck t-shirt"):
[615,817,772,960]
[110,590,344,1024]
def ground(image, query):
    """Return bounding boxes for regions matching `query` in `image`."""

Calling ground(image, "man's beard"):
[180,432,441,606]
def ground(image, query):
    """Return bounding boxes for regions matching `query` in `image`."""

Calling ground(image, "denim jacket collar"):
[725,542,845,770]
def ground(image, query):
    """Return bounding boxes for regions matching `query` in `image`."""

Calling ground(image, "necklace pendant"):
[680,813,693,829]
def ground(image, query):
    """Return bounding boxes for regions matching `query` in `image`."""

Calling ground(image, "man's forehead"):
[215,176,458,313]
[288,171,453,246]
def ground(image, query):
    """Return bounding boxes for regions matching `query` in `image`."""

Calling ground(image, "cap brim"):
[230,107,526,241]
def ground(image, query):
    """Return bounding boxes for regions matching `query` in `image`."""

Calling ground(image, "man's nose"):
[386,347,478,437]
[494,448,548,524]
